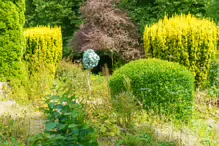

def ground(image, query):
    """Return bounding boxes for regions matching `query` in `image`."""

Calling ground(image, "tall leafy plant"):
[31,92,98,145]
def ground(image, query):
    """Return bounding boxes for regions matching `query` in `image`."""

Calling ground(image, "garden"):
[0,0,218,146]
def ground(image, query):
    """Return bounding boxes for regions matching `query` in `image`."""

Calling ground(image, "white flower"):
[62,102,68,106]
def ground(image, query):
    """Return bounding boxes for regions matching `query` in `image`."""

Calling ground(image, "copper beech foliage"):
[70,0,145,62]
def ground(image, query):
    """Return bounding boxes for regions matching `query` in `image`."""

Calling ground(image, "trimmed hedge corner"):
[24,26,63,75]
[109,59,195,121]
[144,14,218,87]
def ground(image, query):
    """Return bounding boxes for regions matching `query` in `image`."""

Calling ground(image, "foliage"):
[1,60,218,145]
[55,61,88,95]
[117,132,176,146]
[25,0,85,57]
[207,60,219,97]
[209,61,219,88]
[70,0,145,62]
[0,113,30,145]
[112,92,140,128]
[118,0,212,35]
[24,27,63,76]
[109,59,195,120]
[207,0,219,25]
[144,14,217,86]
[6,66,54,105]
[31,92,98,145]
[0,0,28,82]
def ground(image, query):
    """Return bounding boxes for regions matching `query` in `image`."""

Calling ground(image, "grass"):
[0,61,218,145]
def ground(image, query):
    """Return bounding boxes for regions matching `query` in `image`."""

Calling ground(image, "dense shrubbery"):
[144,14,218,86]
[0,0,27,81]
[109,59,194,120]
[118,0,212,35]
[24,27,63,76]
[25,0,85,56]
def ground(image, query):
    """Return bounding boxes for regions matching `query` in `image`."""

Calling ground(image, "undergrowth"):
[0,61,218,145]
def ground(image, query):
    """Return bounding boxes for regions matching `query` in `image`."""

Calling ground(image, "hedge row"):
[24,27,63,75]
[0,0,27,81]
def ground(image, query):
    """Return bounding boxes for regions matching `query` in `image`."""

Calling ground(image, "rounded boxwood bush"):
[109,59,195,120]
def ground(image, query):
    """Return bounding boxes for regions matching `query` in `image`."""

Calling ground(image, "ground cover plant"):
[0,0,218,145]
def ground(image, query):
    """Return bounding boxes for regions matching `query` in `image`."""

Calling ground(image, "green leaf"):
[68,124,77,128]
[57,124,66,130]
[50,96,60,100]
[45,122,57,130]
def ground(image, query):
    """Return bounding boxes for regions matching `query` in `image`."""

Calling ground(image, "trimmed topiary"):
[0,0,27,81]
[24,27,63,75]
[144,14,218,87]
[109,59,195,120]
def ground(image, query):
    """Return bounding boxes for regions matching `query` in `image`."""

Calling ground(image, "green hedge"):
[0,0,27,81]
[109,59,195,120]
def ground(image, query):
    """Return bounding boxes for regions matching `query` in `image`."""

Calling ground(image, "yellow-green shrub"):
[24,27,63,75]
[0,0,27,81]
[144,14,218,86]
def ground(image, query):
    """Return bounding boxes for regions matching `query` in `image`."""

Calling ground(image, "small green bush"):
[109,59,195,120]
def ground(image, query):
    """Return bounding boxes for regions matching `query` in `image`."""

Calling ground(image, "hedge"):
[109,59,195,121]
[144,14,218,86]
[24,27,63,75]
[0,0,27,81]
